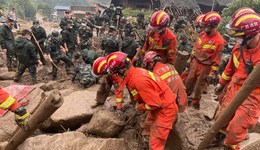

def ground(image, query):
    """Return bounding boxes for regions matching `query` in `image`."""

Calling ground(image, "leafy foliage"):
[218,0,260,35]
[37,2,52,17]
[122,8,153,19]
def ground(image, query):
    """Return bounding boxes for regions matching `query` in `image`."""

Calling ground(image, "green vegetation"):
[219,0,260,35]
[122,8,153,19]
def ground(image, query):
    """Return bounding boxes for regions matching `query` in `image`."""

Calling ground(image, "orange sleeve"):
[219,53,234,85]
[210,43,225,75]
[134,78,161,110]
[167,36,177,64]
[112,75,124,105]
[0,88,21,112]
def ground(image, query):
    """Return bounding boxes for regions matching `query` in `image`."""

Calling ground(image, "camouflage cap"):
[65,10,71,14]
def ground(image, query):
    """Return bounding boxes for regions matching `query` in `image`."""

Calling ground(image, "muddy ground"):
[0,19,259,150]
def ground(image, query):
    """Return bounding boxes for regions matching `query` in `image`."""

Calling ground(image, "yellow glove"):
[14,107,30,128]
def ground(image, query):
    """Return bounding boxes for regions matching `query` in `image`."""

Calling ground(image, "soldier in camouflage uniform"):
[102,4,115,26]
[94,10,103,36]
[0,17,16,71]
[78,21,93,50]
[83,12,96,29]
[31,20,47,65]
[14,29,41,84]
[137,9,145,29]
[62,20,79,59]
[122,32,139,60]
[46,30,72,80]
[72,52,97,88]
[100,26,119,55]
[81,49,98,65]
[59,10,78,32]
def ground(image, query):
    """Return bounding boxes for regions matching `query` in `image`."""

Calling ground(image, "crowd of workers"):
[0,3,259,150]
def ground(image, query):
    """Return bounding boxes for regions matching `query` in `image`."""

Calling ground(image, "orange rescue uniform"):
[0,88,21,111]
[141,28,177,64]
[185,31,225,105]
[218,38,260,150]
[153,62,187,112]
[123,67,178,150]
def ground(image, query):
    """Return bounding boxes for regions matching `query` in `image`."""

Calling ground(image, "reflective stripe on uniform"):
[145,104,152,110]
[116,98,123,103]
[153,45,167,50]
[160,70,178,80]
[198,38,202,44]
[0,96,15,110]
[131,90,138,96]
[202,44,216,50]
[168,49,175,54]
[211,66,218,71]
[149,37,154,42]
[148,71,156,81]
[233,55,240,68]
[221,72,231,81]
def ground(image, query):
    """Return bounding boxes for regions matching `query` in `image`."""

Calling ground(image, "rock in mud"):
[17,131,129,150]
[0,72,16,80]
[43,90,96,130]
[87,109,125,138]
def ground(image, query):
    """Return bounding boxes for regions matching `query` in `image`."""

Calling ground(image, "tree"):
[37,2,51,17]
[218,0,260,35]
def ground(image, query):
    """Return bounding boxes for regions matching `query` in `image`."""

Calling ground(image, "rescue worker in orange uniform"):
[184,11,225,109]
[213,11,260,150]
[0,88,30,127]
[133,10,177,65]
[143,51,187,112]
[181,14,205,83]
[91,56,124,111]
[208,8,258,148]
[107,52,178,150]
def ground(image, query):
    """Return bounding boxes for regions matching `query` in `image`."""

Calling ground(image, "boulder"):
[241,133,260,150]
[200,98,219,120]
[17,132,129,150]
[87,109,124,138]
[0,72,16,80]
[43,90,97,130]
[165,109,211,150]
[200,85,219,120]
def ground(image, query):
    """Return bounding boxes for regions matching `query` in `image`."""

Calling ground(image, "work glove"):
[215,83,224,95]
[14,106,30,129]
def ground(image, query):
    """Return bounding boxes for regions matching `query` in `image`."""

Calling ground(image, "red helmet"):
[107,52,128,74]
[143,51,161,70]
[201,11,221,26]
[232,7,256,19]
[226,13,260,36]
[92,57,108,77]
[194,14,205,27]
[150,10,170,29]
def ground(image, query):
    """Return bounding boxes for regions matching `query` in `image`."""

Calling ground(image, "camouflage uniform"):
[14,36,38,84]
[100,34,119,55]
[81,49,98,65]
[31,25,47,65]
[78,25,93,50]
[103,6,115,25]
[94,12,103,36]
[62,28,78,58]
[72,59,96,88]
[137,12,145,29]
[122,36,139,60]
[45,35,72,79]
[0,24,16,71]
